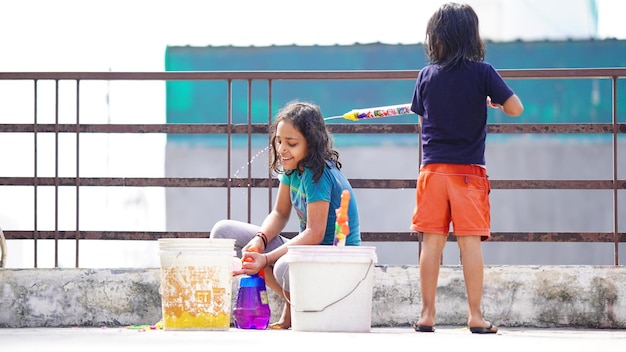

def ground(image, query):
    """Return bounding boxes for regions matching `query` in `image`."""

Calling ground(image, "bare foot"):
[414,308,436,332]
[268,321,290,330]
[269,302,291,329]
[413,317,436,332]
[468,320,498,334]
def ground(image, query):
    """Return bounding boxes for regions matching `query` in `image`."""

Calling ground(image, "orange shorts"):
[410,163,491,241]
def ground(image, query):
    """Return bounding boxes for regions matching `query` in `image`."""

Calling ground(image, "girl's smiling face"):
[275,119,308,171]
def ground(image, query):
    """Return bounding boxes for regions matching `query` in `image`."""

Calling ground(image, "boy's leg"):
[457,235,497,332]
[416,232,447,328]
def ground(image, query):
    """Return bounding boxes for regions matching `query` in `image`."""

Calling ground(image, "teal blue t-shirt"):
[278,163,361,246]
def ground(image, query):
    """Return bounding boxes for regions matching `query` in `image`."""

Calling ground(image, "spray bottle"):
[333,189,351,246]
[232,247,271,329]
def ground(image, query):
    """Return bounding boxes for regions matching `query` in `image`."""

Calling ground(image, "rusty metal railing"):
[0,69,624,267]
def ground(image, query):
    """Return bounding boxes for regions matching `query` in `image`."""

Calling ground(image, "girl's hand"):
[242,235,266,253]
[233,247,267,276]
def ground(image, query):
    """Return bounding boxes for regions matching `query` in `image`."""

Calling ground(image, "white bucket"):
[158,238,236,330]
[285,245,377,332]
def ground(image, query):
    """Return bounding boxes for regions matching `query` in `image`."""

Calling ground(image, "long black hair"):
[424,2,485,68]
[269,101,341,182]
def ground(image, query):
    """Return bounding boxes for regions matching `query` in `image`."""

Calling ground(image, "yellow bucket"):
[158,238,235,330]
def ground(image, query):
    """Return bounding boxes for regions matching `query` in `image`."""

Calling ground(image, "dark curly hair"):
[269,101,341,182]
[424,2,485,68]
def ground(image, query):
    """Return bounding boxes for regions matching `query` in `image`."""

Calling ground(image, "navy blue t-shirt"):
[410,61,514,166]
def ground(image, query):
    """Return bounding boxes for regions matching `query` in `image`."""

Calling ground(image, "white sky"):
[1,0,624,72]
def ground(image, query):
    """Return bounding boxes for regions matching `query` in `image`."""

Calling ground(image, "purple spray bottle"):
[233,249,271,329]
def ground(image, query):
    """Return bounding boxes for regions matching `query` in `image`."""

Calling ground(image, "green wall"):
[165,40,626,146]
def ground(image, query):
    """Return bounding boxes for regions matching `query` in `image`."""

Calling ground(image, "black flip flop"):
[412,322,435,332]
[469,323,497,334]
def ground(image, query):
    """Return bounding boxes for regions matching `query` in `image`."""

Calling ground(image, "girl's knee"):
[210,219,234,238]
[273,259,290,292]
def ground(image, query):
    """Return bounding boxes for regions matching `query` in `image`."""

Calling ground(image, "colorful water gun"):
[333,190,351,246]
[341,103,412,121]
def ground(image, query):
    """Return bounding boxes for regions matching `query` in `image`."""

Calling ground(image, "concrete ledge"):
[374,265,625,328]
[1,266,624,328]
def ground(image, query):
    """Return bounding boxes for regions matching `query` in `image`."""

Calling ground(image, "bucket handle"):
[282,258,374,313]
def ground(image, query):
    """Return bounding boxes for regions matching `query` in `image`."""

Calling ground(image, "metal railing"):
[0,69,624,267]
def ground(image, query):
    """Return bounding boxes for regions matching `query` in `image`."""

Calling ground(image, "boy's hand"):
[486,96,501,109]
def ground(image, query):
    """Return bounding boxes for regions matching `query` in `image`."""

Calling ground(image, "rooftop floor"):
[3,326,624,352]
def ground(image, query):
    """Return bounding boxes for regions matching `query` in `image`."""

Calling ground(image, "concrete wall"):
[1,265,624,328]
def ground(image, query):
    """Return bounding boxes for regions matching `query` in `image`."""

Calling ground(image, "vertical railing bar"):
[33,80,39,268]
[247,80,253,223]
[75,80,81,267]
[54,80,60,268]
[612,76,619,266]
[227,79,233,219]
[268,80,273,212]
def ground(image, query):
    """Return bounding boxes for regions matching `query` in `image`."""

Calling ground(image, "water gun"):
[342,103,412,121]
[333,189,351,246]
